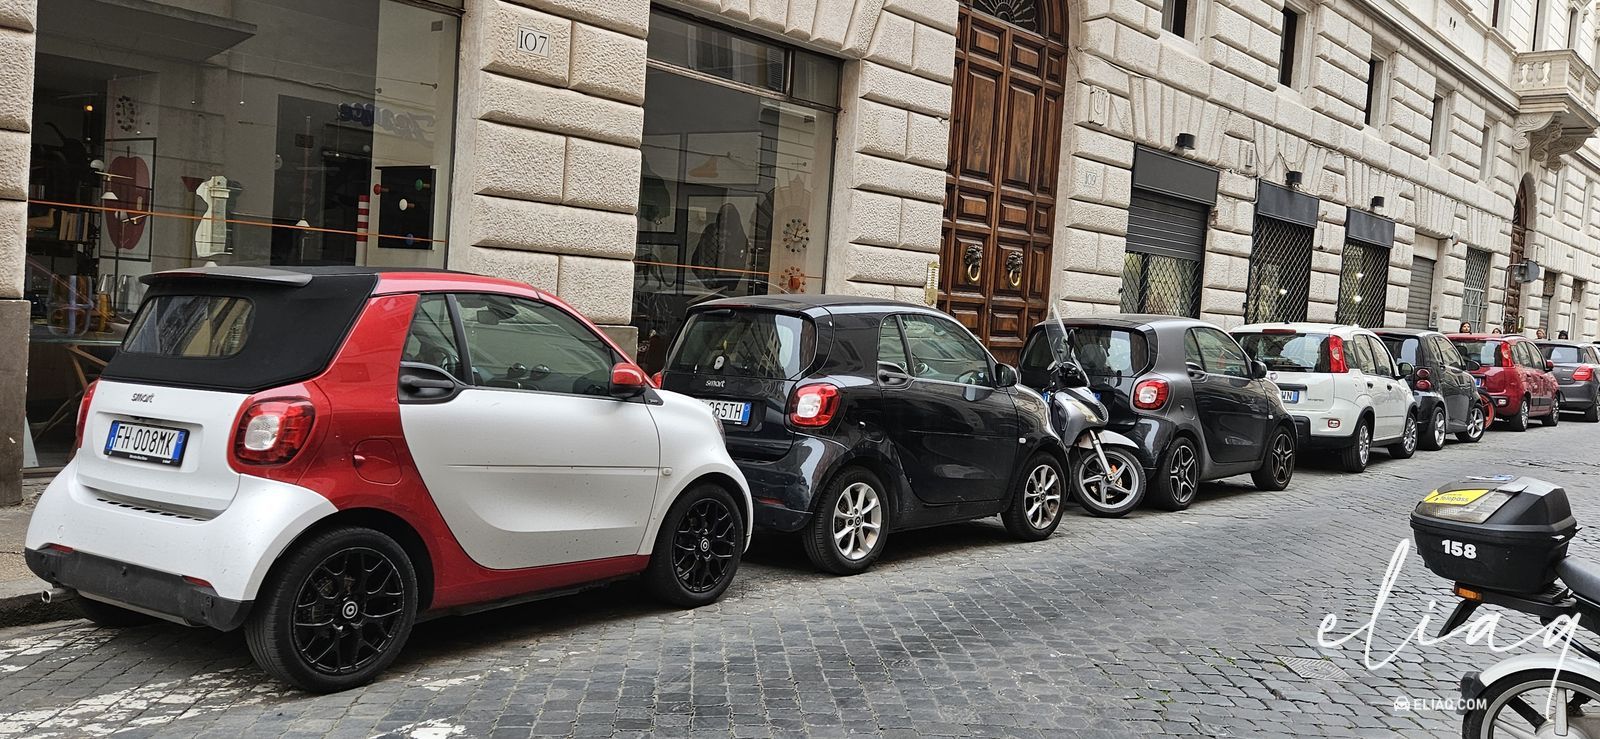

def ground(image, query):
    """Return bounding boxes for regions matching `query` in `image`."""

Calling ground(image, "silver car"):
[1536,341,1600,422]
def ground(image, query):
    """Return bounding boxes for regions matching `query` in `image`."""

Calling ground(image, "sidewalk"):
[0,477,81,626]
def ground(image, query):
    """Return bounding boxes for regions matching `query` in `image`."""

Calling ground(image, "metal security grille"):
[1121,251,1201,316]
[1463,248,1492,331]
[1245,216,1313,324]
[1336,240,1389,327]
[1405,256,1436,329]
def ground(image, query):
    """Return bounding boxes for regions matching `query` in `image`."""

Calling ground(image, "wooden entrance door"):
[1506,180,1531,331]
[941,0,1068,362]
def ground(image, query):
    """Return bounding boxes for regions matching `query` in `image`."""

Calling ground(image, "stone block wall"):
[1055,0,1600,337]
[449,0,959,344]
[0,0,31,505]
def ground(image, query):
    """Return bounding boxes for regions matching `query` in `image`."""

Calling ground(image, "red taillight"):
[44,543,74,554]
[1133,378,1170,409]
[182,575,213,589]
[788,384,840,427]
[74,380,98,451]
[233,398,316,466]
[1499,342,1515,368]
[1576,366,1596,381]
[1415,368,1432,392]
[1327,335,1348,373]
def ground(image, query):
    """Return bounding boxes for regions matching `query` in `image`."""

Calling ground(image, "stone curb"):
[0,577,79,628]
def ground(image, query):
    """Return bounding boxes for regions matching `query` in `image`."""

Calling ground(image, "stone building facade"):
[2,0,1600,502]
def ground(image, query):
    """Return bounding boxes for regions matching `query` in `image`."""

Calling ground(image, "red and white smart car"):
[26,266,751,692]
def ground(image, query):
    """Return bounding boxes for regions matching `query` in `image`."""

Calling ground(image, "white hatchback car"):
[27,267,752,692]
[1231,323,1419,472]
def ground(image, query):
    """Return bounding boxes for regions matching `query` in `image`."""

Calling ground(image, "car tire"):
[1457,403,1487,443]
[76,596,156,628]
[1388,413,1418,459]
[1338,418,1372,473]
[1542,402,1561,427]
[1070,446,1146,518]
[245,527,418,693]
[1507,397,1531,432]
[802,467,889,576]
[1148,436,1200,512]
[1001,453,1067,539]
[645,483,745,608]
[1250,426,1296,491]
[1462,669,1600,739]
[1584,399,1600,423]
[1419,407,1448,452]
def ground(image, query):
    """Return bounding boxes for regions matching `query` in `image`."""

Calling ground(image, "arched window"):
[972,0,1039,34]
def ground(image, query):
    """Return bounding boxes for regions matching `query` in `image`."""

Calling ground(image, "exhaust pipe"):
[40,589,51,604]
[39,587,69,605]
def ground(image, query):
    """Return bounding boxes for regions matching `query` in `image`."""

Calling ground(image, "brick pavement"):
[0,423,1596,737]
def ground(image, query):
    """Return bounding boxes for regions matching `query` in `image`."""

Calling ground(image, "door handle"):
[402,376,456,392]
[878,370,911,388]
[1366,381,1374,388]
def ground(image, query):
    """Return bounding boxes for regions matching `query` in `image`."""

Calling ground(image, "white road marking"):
[372,719,465,739]
[0,627,115,674]
[0,667,292,736]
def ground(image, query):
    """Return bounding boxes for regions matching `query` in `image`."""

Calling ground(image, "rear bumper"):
[26,547,250,630]
[734,435,852,533]
[25,461,338,609]
[1290,415,1357,450]
[1558,382,1597,409]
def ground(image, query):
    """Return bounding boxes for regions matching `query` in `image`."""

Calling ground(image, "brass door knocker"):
[1005,252,1024,287]
[964,244,983,282]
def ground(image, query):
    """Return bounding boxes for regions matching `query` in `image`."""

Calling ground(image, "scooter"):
[1039,310,1147,518]
[1413,476,1600,738]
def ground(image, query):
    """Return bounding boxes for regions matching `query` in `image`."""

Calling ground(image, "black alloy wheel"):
[645,483,745,607]
[291,548,408,677]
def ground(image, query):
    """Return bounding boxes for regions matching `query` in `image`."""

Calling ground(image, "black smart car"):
[1535,341,1600,422]
[659,296,1068,575]
[1374,328,1487,447]
[1019,315,1296,511]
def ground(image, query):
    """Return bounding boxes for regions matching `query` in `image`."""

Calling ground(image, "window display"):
[24,0,461,467]
[633,10,840,373]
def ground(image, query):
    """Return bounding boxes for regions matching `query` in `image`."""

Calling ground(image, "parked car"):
[26,266,753,693]
[657,296,1068,575]
[1373,328,1488,448]
[1535,340,1600,422]
[1447,333,1561,431]
[1231,323,1418,473]
[1019,315,1297,512]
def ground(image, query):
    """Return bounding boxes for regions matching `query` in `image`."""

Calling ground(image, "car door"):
[398,292,662,570]
[1344,335,1385,437]
[1431,335,1474,423]
[881,313,1020,505]
[1362,334,1409,437]
[1516,341,1551,412]
[1184,327,1272,465]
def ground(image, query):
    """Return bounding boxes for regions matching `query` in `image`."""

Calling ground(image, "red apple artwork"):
[104,148,152,257]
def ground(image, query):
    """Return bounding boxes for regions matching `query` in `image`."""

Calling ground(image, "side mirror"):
[1397,362,1415,379]
[609,362,650,399]
[1250,360,1269,380]
[994,363,1019,388]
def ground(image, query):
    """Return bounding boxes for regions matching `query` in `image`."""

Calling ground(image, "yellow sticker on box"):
[1423,488,1492,506]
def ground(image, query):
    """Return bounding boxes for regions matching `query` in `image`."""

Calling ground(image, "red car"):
[1446,333,1560,431]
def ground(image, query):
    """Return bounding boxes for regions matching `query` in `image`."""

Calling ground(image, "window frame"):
[403,293,470,382]
[1189,327,1253,379]
[1278,5,1302,88]
[899,313,997,388]
[878,314,911,372]
[1363,54,1390,128]
[1162,0,1192,39]
[448,292,623,399]
[1362,335,1397,376]
[1429,92,1452,158]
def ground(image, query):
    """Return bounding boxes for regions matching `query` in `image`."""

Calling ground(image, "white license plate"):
[104,421,188,466]
[1280,390,1301,403]
[704,400,752,425]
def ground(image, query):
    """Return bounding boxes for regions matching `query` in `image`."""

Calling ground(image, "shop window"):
[633,10,839,373]
[24,0,461,467]
[1336,240,1389,327]
[1247,217,1313,323]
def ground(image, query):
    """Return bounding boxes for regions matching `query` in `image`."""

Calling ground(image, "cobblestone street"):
[1,422,1597,738]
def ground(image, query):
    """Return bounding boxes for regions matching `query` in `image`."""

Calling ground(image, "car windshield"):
[1542,345,1581,364]
[1380,336,1420,366]
[1235,332,1328,372]
[1453,340,1501,366]
[668,310,814,380]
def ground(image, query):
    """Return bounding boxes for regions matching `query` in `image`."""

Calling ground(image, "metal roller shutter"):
[1127,192,1208,262]
[1405,256,1436,329]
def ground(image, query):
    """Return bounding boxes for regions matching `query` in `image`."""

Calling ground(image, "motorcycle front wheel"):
[1071,446,1146,518]
[1463,668,1600,738]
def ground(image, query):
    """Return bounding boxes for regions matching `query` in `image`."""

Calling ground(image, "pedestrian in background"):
[1536,327,1548,339]
[1559,330,1571,340]
[1459,321,1473,333]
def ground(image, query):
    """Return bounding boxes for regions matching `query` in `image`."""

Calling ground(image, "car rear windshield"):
[1541,344,1581,364]
[101,271,376,392]
[1235,332,1329,372]
[1020,327,1149,384]
[123,296,253,358]
[1380,336,1420,367]
[1453,340,1501,366]
[668,310,815,380]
